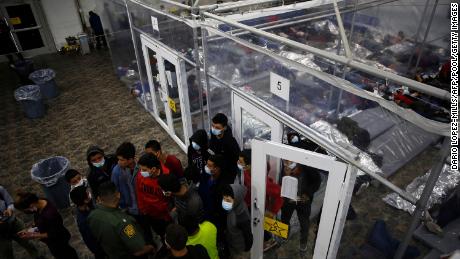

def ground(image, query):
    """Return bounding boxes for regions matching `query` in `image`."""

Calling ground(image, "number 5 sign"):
[270,72,290,101]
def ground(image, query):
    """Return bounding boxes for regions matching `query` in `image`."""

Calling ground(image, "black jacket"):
[209,127,240,181]
[186,130,210,183]
[86,146,117,197]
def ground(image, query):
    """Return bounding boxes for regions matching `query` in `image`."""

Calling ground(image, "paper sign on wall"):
[151,16,159,32]
[167,97,176,113]
[280,176,298,200]
[9,17,21,25]
[270,72,290,101]
[264,217,289,239]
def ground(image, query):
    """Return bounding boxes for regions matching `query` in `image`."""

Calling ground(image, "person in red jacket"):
[145,140,183,178]
[136,153,172,242]
[238,149,283,251]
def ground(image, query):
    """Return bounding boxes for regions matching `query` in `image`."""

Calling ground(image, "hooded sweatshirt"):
[225,184,253,253]
[186,130,210,183]
[86,146,117,197]
[209,127,240,181]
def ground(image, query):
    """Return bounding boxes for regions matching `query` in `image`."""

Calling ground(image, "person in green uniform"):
[88,181,155,259]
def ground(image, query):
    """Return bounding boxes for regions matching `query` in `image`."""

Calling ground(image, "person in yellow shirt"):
[180,215,219,259]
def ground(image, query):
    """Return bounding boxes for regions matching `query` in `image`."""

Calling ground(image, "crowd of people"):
[0,113,327,259]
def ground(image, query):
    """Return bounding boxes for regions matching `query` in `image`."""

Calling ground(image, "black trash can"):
[13,59,34,84]
[14,85,45,119]
[29,69,59,99]
[30,156,71,209]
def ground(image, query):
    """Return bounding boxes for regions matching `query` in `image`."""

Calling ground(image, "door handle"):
[253,197,260,226]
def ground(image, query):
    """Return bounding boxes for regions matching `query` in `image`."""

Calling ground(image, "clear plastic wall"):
[126,0,196,61]
[100,0,138,84]
[202,22,446,179]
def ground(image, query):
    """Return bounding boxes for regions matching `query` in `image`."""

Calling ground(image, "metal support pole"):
[125,0,148,108]
[413,0,439,75]
[191,12,206,130]
[202,12,450,101]
[333,0,352,58]
[394,138,450,259]
[406,0,431,70]
[200,15,213,131]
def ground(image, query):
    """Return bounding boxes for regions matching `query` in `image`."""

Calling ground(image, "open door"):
[250,139,355,259]
[141,34,192,151]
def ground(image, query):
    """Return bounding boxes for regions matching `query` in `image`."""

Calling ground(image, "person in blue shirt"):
[69,185,105,259]
[111,142,139,216]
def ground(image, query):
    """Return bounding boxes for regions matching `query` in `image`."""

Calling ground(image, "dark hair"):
[165,224,188,250]
[97,181,118,199]
[158,174,181,193]
[64,169,80,183]
[221,184,234,198]
[239,149,251,166]
[212,113,228,127]
[178,215,199,235]
[138,153,161,169]
[208,154,225,170]
[116,142,136,159]
[69,185,88,206]
[14,192,39,210]
[145,140,161,152]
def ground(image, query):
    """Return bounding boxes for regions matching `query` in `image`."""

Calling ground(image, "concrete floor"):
[0,50,437,258]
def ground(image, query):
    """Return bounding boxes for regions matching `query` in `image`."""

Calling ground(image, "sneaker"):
[299,241,308,252]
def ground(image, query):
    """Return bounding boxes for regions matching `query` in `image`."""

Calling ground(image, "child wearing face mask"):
[65,169,92,207]
[136,153,172,244]
[221,184,253,259]
[86,146,117,198]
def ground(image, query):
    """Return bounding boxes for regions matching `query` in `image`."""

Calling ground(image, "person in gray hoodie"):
[221,184,253,259]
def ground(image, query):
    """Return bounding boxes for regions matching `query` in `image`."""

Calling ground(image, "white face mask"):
[204,165,212,175]
[290,136,299,143]
[140,171,150,178]
[92,158,105,168]
[288,162,297,170]
[192,141,200,151]
[74,178,88,188]
[237,163,244,171]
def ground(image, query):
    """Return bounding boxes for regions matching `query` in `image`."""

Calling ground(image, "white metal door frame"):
[250,139,355,259]
[231,92,283,147]
[141,34,192,152]
[0,0,55,56]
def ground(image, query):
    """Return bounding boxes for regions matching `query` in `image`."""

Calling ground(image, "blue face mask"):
[192,141,200,151]
[140,171,150,178]
[211,127,222,136]
[92,158,105,168]
[204,165,212,175]
[222,200,233,211]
